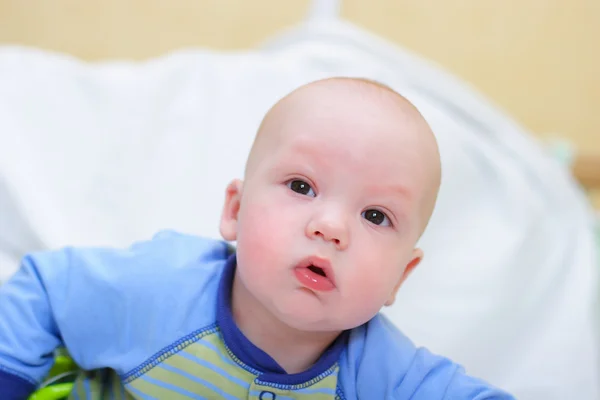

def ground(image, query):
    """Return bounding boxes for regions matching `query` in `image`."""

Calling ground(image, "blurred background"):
[1,0,599,205]
[0,2,599,399]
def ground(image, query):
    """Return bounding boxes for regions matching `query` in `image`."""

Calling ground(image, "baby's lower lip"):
[294,267,336,292]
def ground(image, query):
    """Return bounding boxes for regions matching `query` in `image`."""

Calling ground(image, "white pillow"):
[0,19,597,399]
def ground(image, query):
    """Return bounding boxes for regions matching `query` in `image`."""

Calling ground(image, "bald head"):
[245,77,441,235]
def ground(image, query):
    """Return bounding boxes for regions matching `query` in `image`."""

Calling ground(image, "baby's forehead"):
[307,140,414,175]
[274,101,421,153]
[254,93,425,175]
[249,78,438,174]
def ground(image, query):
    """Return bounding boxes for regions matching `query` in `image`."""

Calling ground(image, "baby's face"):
[222,81,439,332]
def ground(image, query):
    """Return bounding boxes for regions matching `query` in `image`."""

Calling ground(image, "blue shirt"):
[0,231,514,399]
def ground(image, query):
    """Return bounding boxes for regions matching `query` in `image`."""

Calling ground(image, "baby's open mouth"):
[294,256,336,291]
[308,265,326,277]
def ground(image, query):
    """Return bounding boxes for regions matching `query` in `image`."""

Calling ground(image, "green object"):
[28,383,73,400]
[29,350,78,400]
[47,354,77,380]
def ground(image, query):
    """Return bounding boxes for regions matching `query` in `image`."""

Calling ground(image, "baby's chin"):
[269,297,368,334]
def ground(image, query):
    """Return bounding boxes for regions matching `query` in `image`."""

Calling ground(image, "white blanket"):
[0,19,598,399]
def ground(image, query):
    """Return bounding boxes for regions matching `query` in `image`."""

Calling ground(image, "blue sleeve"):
[395,349,515,400]
[0,251,66,398]
[342,314,515,399]
[0,365,36,400]
[0,231,230,400]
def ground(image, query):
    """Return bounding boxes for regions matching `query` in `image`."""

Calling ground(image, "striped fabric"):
[67,327,341,400]
[69,369,132,400]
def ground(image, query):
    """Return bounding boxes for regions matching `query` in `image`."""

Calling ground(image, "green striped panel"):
[128,331,255,399]
[125,330,340,399]
[67,369,134,400]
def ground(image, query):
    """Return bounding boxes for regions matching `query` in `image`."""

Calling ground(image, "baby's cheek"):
[238,202,288,264]
[342,269,395,323]
[350,280,384,308]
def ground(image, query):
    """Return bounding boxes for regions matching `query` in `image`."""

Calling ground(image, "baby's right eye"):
[287,179,316,197]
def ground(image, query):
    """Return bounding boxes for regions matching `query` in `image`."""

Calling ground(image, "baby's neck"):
[231,272,341,374]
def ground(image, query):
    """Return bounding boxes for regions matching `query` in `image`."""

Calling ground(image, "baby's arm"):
[0,231,230,400]
[0,245,133,400]
[346,314,516,399]
[395,351,516,400]
[0,250,74,398]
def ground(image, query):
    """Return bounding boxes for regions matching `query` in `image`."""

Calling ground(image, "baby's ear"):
[384,249,423,307]
[220,179,243,241]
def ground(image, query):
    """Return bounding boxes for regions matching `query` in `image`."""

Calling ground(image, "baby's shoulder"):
[337,314,513,399]
[61,230,230,321]
[67,229,231,288]
[49,231,231,372]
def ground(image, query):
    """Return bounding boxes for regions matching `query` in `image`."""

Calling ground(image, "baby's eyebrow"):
[368,184,413,201]
[391,185,412,199]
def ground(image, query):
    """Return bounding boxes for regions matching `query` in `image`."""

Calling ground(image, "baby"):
[0,78,513,399]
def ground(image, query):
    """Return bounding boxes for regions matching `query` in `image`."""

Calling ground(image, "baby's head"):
[220,77,441,333]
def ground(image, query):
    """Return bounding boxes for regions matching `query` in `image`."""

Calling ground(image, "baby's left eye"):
[287,179,316,197]
[362,209,391,227]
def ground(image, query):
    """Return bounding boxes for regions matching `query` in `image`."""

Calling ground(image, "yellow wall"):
[345,1,600,155]
[1,0,598,156]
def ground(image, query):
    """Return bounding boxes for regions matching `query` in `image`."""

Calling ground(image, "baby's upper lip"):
[297,255,336,286]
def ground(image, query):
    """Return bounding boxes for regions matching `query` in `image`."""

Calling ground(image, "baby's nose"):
[306,216,349,250]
